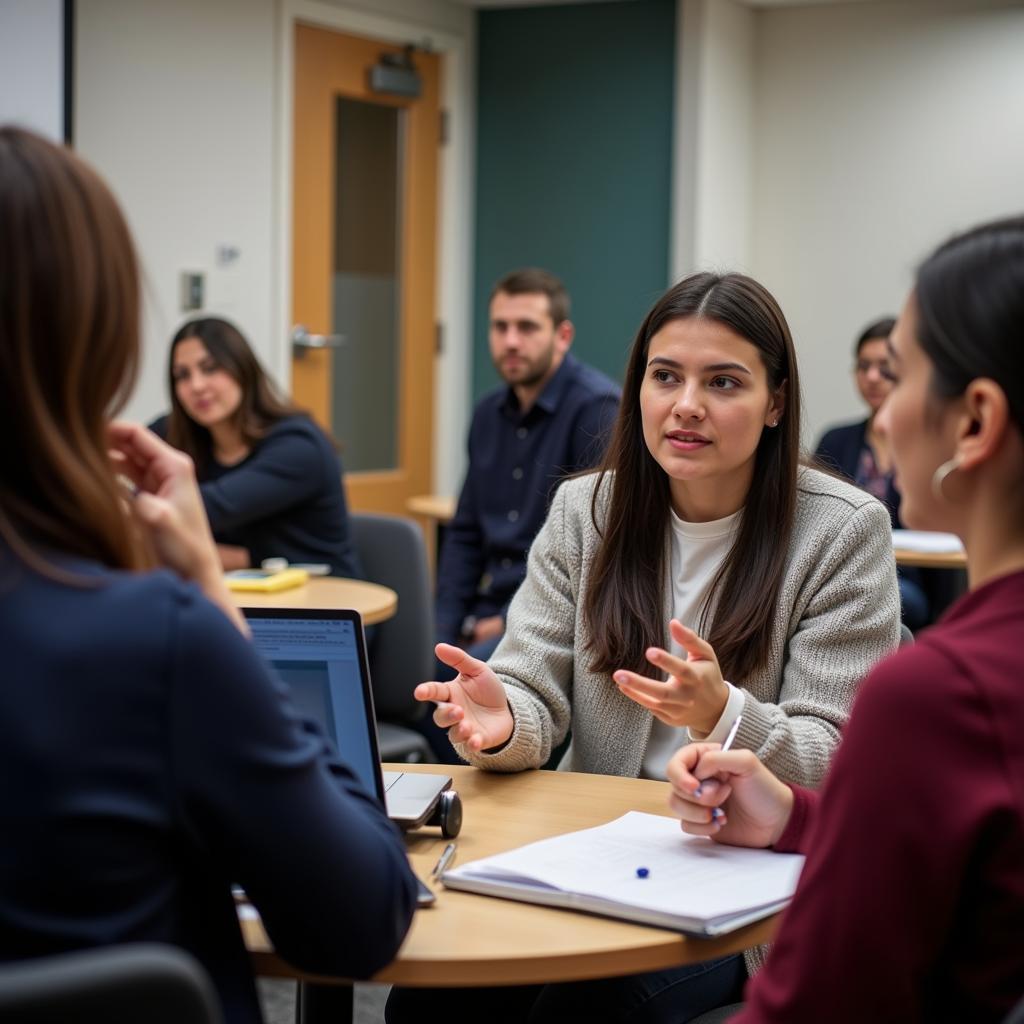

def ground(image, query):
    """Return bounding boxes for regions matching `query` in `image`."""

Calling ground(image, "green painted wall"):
[472,0,676,398]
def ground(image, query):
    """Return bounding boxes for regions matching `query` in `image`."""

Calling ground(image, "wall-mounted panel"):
[473,0,676,397]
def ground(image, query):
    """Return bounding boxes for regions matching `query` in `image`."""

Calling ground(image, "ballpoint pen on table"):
[431,841,457,879]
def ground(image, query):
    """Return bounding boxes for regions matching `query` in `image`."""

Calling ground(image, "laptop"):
[243,607,452,830]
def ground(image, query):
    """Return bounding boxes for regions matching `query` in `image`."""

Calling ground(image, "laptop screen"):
[244,608,384,801]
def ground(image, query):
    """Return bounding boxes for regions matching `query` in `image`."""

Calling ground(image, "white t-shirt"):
[640,507,746,780]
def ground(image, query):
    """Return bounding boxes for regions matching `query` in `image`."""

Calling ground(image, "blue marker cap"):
[636,866,649,879]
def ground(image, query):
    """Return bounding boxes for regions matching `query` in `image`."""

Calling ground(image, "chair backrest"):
[1004,992,1024,1024]
[0,943,223,1024]
[351,513,434,720]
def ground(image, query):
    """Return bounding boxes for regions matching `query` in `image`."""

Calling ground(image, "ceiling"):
[453,0,877,7]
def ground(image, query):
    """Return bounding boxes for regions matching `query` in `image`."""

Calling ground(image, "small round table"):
[243,765,778,1022]
[406,494,456,571]
[406,494,456,523]
[230,576,397,624]
[893,547,968,571]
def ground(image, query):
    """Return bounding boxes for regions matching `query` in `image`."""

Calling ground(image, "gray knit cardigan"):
[455,466,902,786]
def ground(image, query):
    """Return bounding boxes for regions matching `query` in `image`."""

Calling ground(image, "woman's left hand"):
[614,619,729,733]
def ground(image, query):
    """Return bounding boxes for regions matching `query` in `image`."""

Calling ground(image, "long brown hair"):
[0,126,147,571]
[583,272,801,681]
[165,317,300,473]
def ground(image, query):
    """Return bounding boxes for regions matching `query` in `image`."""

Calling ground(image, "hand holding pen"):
[664,715,795,849]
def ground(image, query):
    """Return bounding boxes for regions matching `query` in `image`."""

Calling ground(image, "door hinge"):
[439,108,450,145]
[435,322,445,355]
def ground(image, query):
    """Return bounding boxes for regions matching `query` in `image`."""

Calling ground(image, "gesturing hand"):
[665,742,794,849]
[108,422,218,580]
[613,619,729,734]
[107,421,247,634]
[415,644,515,753]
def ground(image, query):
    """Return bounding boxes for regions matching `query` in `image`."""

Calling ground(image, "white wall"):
[0,0,64,141]
[76,0,278,424]
[319,0,472,37]
[749,0,1024,445]
[70,0,1024,471]
[673,0,755,277]
[75,0,475,494]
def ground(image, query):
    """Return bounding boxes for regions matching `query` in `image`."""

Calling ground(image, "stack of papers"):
[442,812,804,937]
[891,530,965,554]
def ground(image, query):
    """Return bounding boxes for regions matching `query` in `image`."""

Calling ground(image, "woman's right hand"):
[665,743,794,849]
[107,421,248,635]
[415,644,515,753]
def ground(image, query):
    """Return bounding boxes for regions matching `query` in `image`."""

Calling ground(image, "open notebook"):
[442,811,804,937]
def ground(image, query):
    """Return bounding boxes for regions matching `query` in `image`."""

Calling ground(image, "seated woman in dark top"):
[152,317,361,578]
[815,317,929,629]
[0,126,415,1024]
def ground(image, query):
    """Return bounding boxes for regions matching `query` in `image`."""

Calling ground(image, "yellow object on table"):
[225,567,310,593]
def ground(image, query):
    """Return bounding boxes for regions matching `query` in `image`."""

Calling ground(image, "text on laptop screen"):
[246,616,378,796]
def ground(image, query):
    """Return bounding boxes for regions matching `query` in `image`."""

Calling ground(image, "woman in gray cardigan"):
[419,273,899,787]
[390,272,900,1024]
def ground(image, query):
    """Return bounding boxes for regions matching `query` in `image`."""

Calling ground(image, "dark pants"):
[898,572,929,632]
[385,953,747,1024]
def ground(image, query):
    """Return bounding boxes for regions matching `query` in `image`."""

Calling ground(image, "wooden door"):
[292,23,439,514]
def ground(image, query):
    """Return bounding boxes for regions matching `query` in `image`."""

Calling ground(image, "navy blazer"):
[435,353,619,641]
[0,551,416,1024]
[151,415,362,579]
[815,418,902,529]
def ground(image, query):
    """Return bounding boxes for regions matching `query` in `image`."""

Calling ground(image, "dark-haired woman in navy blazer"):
[815,318,929,629]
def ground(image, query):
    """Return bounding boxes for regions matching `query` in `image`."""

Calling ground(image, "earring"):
[770,419,779,428]
[931,455,962,502]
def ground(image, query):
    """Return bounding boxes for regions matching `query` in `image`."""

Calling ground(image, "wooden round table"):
[229,576,397,624]
[406,494,456,572]
[244,765,777,1000]
[893,547,968,571]
[406,494,456,523]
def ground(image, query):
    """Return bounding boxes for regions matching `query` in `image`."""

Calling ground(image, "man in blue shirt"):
[435,268,620,671]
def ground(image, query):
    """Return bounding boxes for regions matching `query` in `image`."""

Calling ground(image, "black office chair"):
[0,943,222,1024]
[351,512,435,762]
[690,1006,742,1024]
[1004,993,1024,1024]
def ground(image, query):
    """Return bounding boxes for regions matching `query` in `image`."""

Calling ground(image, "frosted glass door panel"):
[330,97,402,472]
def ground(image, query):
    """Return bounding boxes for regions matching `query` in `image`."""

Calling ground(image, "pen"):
[694,714,742,807]
[431,841,457,879]
[720,713,743,753]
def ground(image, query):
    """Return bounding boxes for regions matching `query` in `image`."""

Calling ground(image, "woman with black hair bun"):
[669,215,1024,1023]
[815,316,929,629]
[152,317,362,578]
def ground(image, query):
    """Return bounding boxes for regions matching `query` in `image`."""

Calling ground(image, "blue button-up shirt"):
[435,353,620,642]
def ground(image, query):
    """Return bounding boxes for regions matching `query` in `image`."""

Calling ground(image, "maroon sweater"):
[738,570,1024,1024]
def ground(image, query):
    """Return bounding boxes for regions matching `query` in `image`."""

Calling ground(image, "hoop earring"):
[931,456,962,502]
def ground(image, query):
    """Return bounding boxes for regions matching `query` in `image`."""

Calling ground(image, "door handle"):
[291,324,345,356]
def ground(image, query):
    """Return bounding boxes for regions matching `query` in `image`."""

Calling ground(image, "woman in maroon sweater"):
[668,216,1024,1024]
